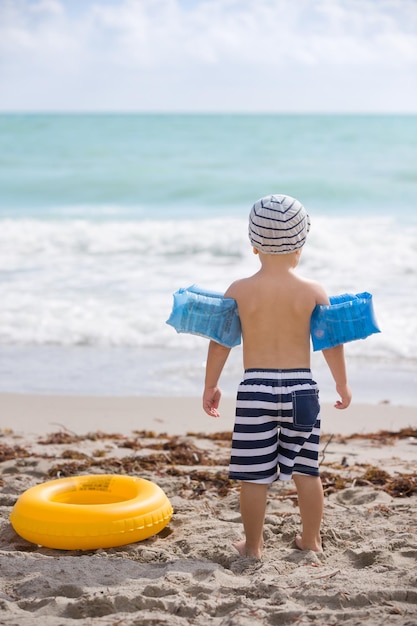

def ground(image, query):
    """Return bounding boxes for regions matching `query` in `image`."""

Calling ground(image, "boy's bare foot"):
[295,534,323,553]
[233,540,262,559]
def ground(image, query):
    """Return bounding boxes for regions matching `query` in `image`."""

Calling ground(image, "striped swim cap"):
[248,194,311,254]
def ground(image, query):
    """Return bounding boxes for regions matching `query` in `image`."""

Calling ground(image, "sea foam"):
[0,215,415,364]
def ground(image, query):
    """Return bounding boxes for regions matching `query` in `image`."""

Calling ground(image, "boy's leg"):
[234,481,268,558]
[293,474,324,552]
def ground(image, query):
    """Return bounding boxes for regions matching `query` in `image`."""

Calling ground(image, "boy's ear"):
[253,247,259,255]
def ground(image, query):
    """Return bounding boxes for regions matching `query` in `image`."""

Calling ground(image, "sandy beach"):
[1,395,416,625]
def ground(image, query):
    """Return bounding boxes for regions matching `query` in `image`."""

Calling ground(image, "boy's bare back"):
[225,249,329,371]
[203,193,351,418]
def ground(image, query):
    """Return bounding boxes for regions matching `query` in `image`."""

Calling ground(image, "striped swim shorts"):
[229,369,321,484]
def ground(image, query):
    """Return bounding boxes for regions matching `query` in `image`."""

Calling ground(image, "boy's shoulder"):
[298,277,329,304]
[226,274,329,305]
[224,275,256,298]
[297,275,324,289]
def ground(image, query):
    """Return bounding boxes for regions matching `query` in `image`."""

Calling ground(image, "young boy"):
[202,194,351,558]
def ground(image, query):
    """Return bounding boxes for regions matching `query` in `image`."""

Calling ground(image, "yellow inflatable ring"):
[10,474,173,550]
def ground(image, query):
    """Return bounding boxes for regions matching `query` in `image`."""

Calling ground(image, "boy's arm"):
[322,344,352,409]
[203,340,231,418]
[312,281,352,409]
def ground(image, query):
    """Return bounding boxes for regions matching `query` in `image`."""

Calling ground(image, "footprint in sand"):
[335,487,392,507]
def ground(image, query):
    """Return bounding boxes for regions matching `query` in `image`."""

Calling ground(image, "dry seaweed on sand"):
[46,453,166,478]
[319,466,417,498]
[120,436,228,467]
[0,443,31,462]
[328,427,417,446]
[2,429,416,501]
[356,466,392,485]
[320,471,351,494]
[384,475,417,497]
[166,467,236,498]
[155,438,226,466]
[186,431,232,442]
[123,436,218,464]
[38,430,129,446]
[355,466,417,496]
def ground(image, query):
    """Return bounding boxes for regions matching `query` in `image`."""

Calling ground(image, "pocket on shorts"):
[291,389,320,432]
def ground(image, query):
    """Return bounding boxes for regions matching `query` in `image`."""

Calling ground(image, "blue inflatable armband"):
[166,284,242,348]
[310,292,381,351]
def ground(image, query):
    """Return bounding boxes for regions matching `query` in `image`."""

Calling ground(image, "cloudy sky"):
[1,0,417,112]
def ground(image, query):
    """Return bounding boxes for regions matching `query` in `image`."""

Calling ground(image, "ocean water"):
[0,114,416,405]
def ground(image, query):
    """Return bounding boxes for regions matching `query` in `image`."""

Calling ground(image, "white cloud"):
[0,0,416,111]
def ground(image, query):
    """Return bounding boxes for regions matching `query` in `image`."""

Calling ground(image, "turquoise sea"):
[0,114,416,404]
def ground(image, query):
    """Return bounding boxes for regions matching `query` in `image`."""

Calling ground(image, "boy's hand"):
[203,386,222,418]
[334,383,352,409]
